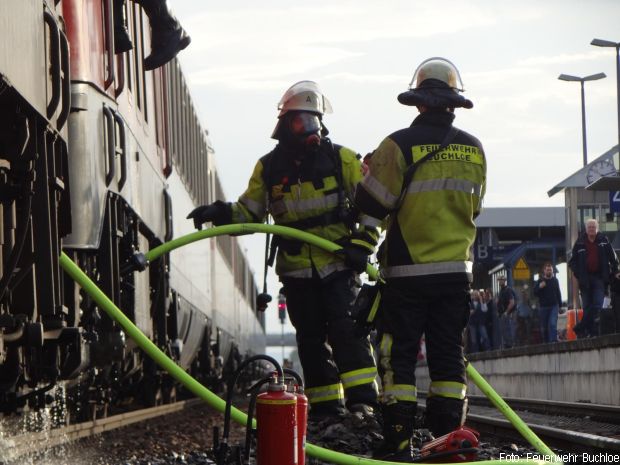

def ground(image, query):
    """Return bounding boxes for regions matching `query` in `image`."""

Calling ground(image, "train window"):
[129,2,148,123]
[124,1,133,95]
[138,11,148,122]
[184,87,190,190]
[170,64,178,169]
[131,3,142,112]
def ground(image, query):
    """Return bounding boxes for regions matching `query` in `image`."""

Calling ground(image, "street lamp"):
[591,39,620,167]
[558,72,607,167]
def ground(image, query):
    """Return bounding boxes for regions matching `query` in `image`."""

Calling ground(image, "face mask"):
[288,112,321,148]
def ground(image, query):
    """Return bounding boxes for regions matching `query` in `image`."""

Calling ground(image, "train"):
[0,0,266,418]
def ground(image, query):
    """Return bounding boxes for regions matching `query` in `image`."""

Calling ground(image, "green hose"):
[59,223,559,465]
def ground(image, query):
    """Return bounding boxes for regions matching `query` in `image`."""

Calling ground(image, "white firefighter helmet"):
[271,81,333,139]
[398,57,473,109]
[276,80,333,117]
[409,57,465,91]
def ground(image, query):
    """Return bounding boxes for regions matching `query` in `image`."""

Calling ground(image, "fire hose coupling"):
[120,252,149,274]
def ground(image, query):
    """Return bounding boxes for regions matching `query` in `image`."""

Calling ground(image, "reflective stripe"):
[340,367,377,389]
[406,178,482,197]
[279,267,313,279]
[361,175,398,208]
[383,384,417,402]
[316,261,348,279]
[283,193,339,215]
[378,333,395,389]
[256,398,296,405]
[305,383,345,404]
[279,261,348,279]
[367,289,381,323]
[382,261,473,278]
[428,381,467,400]
[233,208,253,224]
[359,214,383,228]
[350,238,374,251]
[239,195,265,218]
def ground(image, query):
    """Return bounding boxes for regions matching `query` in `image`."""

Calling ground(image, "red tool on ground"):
[418,427,480,463]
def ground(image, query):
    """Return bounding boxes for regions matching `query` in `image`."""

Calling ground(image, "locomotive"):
[0,0,266,418]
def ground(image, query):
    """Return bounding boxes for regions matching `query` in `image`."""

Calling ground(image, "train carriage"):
[0,0,265,416]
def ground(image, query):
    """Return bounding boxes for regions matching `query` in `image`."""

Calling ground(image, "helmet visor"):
[289,112,321,136]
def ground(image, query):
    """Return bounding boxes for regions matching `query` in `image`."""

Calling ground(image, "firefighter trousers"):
[282,270,378,414]
[378,278,470,406]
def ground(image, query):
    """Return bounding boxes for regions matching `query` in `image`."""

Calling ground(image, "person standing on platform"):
[354,57,486,461]
[569,219,620,338]
[534,262,562,343]
[485,288,500,349]
[468,290,489,352]
[497,276,516,348]
[187,81,380,422]
[515,287,532,346]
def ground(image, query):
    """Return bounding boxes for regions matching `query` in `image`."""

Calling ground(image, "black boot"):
[114,0,133,53]
[424,397,468,437]
[136,0,191,70]
[372,402,417,463]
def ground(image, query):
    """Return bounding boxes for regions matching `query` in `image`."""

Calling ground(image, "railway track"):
[466,393,620,425]
[418,394,620,453]
[0,399,203,463]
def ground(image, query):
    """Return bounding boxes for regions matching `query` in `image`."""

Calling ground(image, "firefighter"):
[114,0,191,71]
[355,58,486,461]
[187,81,380,421]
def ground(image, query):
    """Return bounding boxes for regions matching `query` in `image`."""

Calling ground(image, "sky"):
[167,0,620,340]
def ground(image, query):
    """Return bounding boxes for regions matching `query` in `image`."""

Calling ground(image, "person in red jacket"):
[569,219,620,338]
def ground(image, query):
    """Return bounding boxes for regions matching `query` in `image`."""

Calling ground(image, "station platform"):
[416,334,620,405]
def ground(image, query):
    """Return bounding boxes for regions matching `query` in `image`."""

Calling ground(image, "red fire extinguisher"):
[293,384,308,465]
[419,427,479,463]
[256,376,298,465]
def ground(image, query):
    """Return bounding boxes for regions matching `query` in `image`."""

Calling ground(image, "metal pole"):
[281,321,285,362]
[580,80,588,167]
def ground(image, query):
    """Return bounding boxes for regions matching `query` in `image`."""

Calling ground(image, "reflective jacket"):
[355,111,486,282]
[231,139,379,278]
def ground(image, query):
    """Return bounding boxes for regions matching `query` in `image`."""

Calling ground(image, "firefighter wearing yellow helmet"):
[188,81,380,421]
[355,58,486,461]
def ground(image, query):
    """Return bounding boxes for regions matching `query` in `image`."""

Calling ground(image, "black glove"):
[336,242,371,274]
[186,201,232,230]
[256,293,272,312]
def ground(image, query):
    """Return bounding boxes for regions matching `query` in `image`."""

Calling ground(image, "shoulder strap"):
[392,126,460,212]
[260,148,281,201]
[323,139,352,224]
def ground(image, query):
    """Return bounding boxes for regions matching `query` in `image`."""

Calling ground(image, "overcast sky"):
[167,0,620,339]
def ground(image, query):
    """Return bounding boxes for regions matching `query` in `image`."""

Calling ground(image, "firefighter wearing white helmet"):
[355,58,486,461]
[188,81,380,422]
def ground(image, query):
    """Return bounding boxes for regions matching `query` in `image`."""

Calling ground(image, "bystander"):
[534,263,562,343]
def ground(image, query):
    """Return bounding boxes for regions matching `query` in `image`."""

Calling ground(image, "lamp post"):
[591,39,620,171]
[558,72,607,167]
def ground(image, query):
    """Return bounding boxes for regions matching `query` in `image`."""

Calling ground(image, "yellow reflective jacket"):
[355,111,486,282]
[231,140,380,278]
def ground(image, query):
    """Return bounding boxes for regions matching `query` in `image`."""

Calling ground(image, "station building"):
[473,207,565,299]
